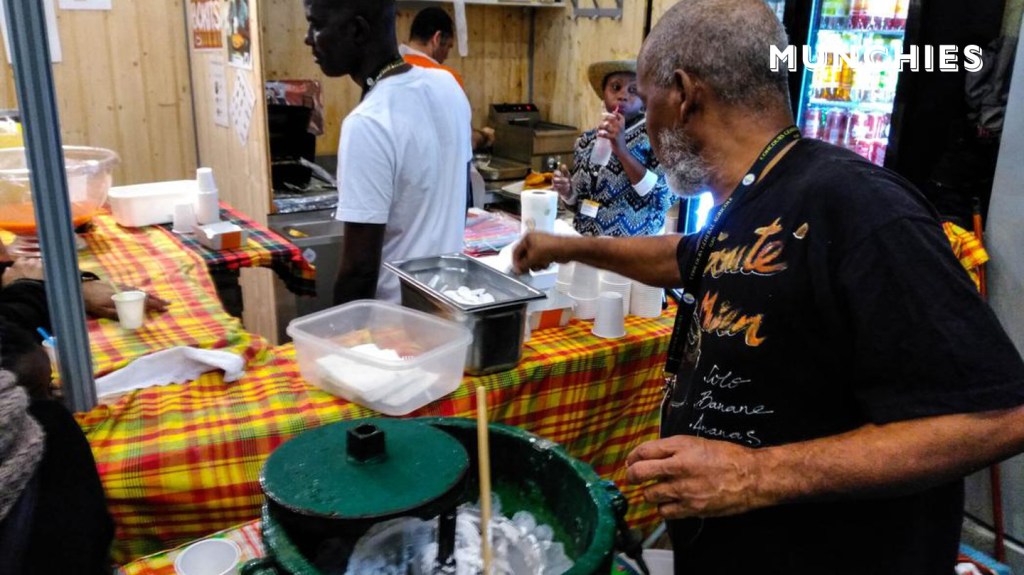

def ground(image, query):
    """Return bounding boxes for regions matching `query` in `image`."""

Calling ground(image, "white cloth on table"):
[95,346,245,397]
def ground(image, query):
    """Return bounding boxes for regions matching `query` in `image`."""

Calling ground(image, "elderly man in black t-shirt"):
[512,0,1024,573]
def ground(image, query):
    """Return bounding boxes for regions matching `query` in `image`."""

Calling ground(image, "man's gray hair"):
[641,0,790,111]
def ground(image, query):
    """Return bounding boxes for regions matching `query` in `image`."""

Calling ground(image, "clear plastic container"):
[286,300,472,415]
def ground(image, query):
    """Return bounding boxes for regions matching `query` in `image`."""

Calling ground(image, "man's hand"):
[1,257,45,287]
[626,435,765,519]
[83,281,170,320]
[512,232,565,274]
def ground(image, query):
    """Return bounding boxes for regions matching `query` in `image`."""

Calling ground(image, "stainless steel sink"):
[269,209,344,343]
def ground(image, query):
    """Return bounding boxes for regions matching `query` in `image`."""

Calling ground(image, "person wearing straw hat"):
[515,0,1024,572]
[551,59,673,237]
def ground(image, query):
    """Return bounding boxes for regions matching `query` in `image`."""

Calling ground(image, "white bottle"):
[591,133,613,167]
[195,167,221,225]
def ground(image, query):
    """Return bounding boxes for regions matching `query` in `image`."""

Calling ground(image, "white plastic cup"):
[569,263,600,299]
[173,538,241,575]
[572,294,598,320]
[630,281,664,318]
[111,290,147,330]
[555,261,575,284]
[41,338,58,375]
[554,280,572,294]
[599,279,631,316]
[172,201,197,234]
[592,292,626,339]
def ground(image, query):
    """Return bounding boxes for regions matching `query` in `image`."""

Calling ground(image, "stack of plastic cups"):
[592,292,626,339]
[599,271,632,315]
[569,263,599,320]
[555,261,574,294]
[630,280,664,318]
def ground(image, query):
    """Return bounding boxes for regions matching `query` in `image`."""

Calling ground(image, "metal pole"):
[2,0,96,411]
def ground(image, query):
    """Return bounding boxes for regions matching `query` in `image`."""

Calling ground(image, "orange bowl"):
[0,146,119,235]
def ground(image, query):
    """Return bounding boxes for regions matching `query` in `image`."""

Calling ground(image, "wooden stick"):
[476,386,493,575]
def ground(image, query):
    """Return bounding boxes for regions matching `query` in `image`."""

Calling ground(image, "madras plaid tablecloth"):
[118,520,263,575]
[81,310,674,564]
[159,203,316,296]
[79,215,270,377]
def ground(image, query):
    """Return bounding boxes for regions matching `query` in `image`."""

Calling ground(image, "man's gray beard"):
[655,126,712,198]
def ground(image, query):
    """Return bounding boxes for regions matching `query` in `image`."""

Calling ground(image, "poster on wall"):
[226,0,251,70]
[210,59,229,127]
[231,69,256,145]
[190,0,224,50]
[0,0,62,64]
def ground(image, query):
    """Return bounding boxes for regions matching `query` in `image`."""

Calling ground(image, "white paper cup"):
[570,263,599,299]
[111,290,147,330]
[174,538,240,575]
[172,201,197,234]
[554,279,572,294]
[599,270,630,286]
[592,292,626,339]
[571,294,598,320]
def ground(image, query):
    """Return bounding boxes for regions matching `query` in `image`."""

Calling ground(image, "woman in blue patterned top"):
[552,60,674,237]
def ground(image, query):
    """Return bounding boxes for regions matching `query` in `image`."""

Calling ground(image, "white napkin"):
[96,346,245,397]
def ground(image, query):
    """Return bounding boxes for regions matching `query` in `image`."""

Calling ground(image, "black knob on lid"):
[347,423,386,463]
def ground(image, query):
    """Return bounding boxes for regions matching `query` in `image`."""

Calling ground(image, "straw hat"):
[587,60,637,98]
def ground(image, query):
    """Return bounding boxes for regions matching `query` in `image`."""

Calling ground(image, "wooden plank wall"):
[0,1,197,185]
[186,0,277,341]
[532,1,676,131]
[261,0,532,156]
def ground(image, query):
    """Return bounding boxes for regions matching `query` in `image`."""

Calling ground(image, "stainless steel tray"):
[384,254,546,375]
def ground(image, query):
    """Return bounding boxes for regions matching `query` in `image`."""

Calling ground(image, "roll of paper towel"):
[520,190,558,235]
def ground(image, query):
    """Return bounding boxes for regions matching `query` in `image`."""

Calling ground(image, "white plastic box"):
[286,300,472,416]
[108,180,198,227]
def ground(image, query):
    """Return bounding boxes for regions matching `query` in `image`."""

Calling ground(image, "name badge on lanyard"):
[580,199,600,218]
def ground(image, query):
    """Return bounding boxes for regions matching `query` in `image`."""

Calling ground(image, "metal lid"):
[261,419,469,521]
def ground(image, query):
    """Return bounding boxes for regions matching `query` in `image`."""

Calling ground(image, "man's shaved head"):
[640,0,790,112]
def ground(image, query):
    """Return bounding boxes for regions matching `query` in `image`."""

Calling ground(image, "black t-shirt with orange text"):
[663,139,1024,574]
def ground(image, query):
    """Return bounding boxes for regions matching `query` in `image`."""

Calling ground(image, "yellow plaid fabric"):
[83,315,673,564]
[70,214,672,565]
[942,221,989,292]
[79,215,270,377]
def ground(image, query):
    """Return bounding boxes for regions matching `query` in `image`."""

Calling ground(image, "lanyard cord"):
[663,125,801,381]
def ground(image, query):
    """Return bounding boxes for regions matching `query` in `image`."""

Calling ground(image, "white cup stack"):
[630,280,665,318]
[592,292,626,339]
[599,270,631,315]
[555,261,574,294]
[569,263,600,319]
[172,201,197,234]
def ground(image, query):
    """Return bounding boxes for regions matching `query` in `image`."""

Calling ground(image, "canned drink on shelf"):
[801,108,824,139]
[854,138,874,159]
[845,110,870,145]
[870,112,891,139]
[870,139,888,166]
[824,108,849,146]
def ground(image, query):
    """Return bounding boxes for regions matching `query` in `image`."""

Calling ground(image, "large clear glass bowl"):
[0,146,119,253]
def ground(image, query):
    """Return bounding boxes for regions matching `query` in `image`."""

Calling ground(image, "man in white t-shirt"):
[303,0,472,303]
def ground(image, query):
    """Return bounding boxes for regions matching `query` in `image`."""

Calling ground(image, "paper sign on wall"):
[0,0,62,64]
[210,59,229,127]
[190,0,224,50]
[226,0,251,69]
[231,69,255,145]
[59,0,112,10]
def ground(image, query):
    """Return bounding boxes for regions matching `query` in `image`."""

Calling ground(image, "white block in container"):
[108,180,198,227]
[287,300,472,416]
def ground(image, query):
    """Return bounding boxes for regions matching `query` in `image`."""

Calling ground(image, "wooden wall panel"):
[0,2,197,185]
[187,0,277,341]
[261,1,531,156]
[532,3,650,132]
